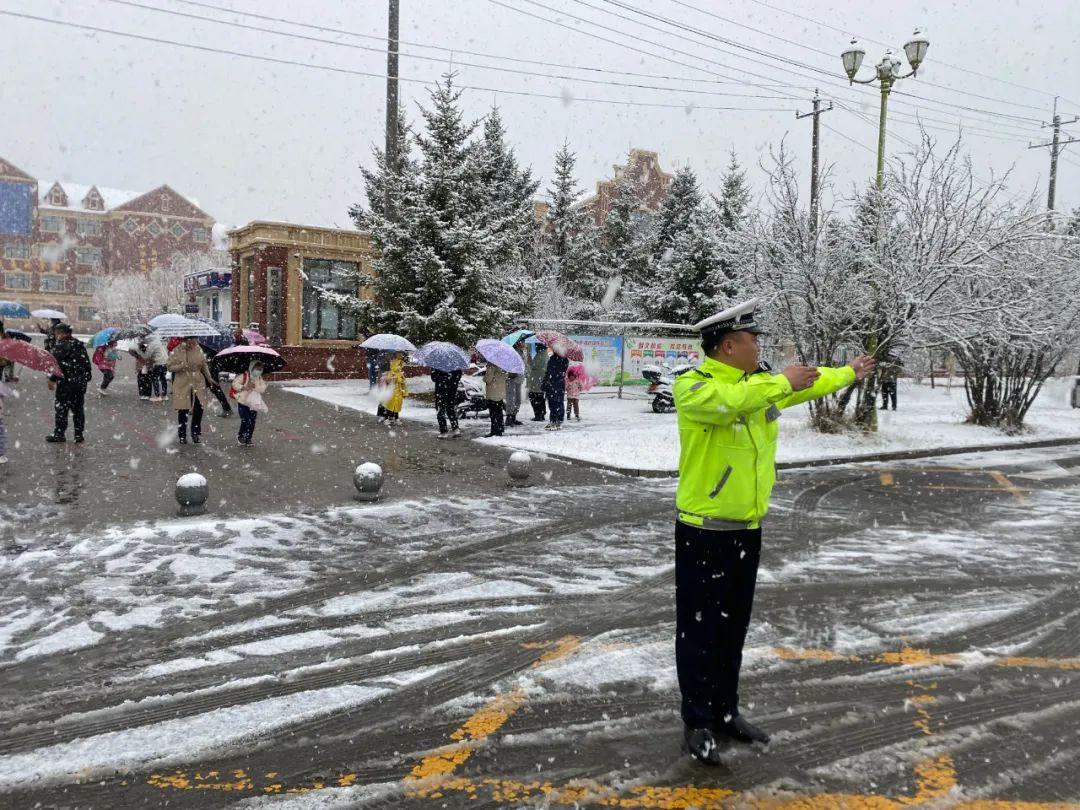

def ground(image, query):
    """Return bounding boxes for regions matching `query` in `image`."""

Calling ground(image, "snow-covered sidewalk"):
[283,377,1080,473]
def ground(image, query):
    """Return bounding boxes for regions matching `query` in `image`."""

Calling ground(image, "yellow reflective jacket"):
[673,356,856,530]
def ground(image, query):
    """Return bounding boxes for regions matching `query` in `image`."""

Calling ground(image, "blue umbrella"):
[415,341,470,372]
[502,329,535,346]
[90,327,120,348]
[0,301,30,319]
[476,338,526,374]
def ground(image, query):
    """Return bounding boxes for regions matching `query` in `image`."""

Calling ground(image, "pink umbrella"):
[210,344,285,374]
[0,337,63,377]
[533,329,583,360]
[243,329,268,346]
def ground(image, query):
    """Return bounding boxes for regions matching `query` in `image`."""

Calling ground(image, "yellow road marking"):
[989,471,1030,504]
[775,645,1080,672]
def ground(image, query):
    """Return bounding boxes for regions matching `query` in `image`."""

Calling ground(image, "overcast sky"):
[1,0,1077,229]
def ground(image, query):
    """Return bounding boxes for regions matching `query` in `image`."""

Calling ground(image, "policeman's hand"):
[849,354,876,381]
[781,365,820,392]
[47,380,56,391]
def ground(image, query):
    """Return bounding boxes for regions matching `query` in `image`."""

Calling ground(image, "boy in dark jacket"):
[47,324,92,443]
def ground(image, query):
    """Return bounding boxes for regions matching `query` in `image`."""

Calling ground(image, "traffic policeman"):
[673,299,875,765]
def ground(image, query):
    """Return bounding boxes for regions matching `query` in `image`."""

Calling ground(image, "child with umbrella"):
[92,337,119,396]
[416,342,469,439]
[211,345,285,445]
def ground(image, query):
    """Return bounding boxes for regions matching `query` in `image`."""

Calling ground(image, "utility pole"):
[384,0,400,217]
[795,89,833,228]
[1028,97,1080,215]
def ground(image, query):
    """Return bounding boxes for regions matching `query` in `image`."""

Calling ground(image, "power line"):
[97,0,805,102]
[0,8,798,112]
[584,0,1046,129]
[737,0,1079,109]
[139,0,795,89]
[509,0,1045,141]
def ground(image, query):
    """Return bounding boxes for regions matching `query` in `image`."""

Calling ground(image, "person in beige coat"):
[167,337,214,444]
[483,364,508,437]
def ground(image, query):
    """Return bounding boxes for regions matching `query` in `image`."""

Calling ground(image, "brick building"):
[574,148,673,228]
[230,221,377,378]
[0,156,215,331]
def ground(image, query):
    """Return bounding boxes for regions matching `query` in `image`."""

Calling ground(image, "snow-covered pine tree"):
[714,150,751,231]
[348,74,533,345]
[474,106,541,299]
[598,160,654,320]
[544,141,582,283]
[641,166,730,324]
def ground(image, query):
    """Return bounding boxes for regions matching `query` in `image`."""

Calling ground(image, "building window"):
[169,223,186,238]
[160,194,170,212]
[3,243,29,260]
[147,221,162,237]
[193,226,208,243]
[4,272,30,290]
[40,215,63,233]
[84,192,103,211]
[78,306,98,322]
[123,218,139,234]
[48,188,66,206]
[40,275,67,293]
[75,247,103,266]
[76,277,97,295]
[301,258,359,341]
[76,219,103,236]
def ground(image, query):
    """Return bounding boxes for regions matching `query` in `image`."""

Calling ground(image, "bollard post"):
[176,473,209,517]
[507,451,532,488]
[353,462,384,502]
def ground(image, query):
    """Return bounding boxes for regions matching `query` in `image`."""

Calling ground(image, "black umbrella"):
[116,324,153,340]
[3,329,31,343]
[209,345,286,375]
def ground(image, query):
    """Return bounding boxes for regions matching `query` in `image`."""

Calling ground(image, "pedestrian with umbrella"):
[543,349,570,431]
[476,339,525,438]
[0,336,65,460]
[526,340,549,422]
[92,336,120,396]
[211,345,285,446]
[32,309,66,353]
[361,335,416,424]
[162,322,219,444]
[416,341,469,439]
[46,323,92,443]
[502,330,533,427]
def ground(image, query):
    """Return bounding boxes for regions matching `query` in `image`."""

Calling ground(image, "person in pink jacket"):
[565,364,586,422]
[92,339,119,397]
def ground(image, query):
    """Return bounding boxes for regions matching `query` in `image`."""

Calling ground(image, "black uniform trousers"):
[53,383,87,439]
[675,520,762,730]
[486,399,505,435]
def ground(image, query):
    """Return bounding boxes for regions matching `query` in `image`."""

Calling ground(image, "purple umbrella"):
[475,338,525,374]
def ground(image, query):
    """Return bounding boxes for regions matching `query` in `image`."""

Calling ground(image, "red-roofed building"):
[0,155,215,331]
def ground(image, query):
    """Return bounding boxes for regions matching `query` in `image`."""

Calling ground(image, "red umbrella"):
[564,344,585,362]
[533,329,567,347]
[0,338,63,377]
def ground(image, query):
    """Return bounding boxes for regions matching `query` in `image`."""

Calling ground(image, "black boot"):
[683,727,723,766]
[45,434,66,443]
[715,714,770,745]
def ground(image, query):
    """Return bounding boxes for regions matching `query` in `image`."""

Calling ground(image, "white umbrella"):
[148,313,189,328]
[361,333,416,352]
[153,319,222,338]
[31,308,67,319]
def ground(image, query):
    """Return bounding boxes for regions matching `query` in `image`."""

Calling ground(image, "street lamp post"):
[841,32,929,190]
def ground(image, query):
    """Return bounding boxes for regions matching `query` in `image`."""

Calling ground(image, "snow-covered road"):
[2,446,1079,806]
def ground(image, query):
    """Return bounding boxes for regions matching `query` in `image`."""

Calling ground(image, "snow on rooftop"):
[38,181,204,213]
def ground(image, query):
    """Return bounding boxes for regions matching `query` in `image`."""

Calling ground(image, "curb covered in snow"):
[543,435,1080,479]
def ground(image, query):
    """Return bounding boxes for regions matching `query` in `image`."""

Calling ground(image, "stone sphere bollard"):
[353,462,384,502]
[176,472,209,517]
[507,451,532,488]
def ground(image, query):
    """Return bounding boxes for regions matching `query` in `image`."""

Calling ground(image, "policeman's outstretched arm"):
[675,372,795,426]
[776,354,875,410]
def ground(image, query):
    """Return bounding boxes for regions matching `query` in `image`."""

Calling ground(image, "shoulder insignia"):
[693,369,712,378]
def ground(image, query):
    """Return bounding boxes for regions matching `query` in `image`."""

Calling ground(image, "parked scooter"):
[456,367,489,420]
[641,364,694,413]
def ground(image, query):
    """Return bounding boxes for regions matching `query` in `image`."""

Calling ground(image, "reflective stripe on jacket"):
[673,356,855,530]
